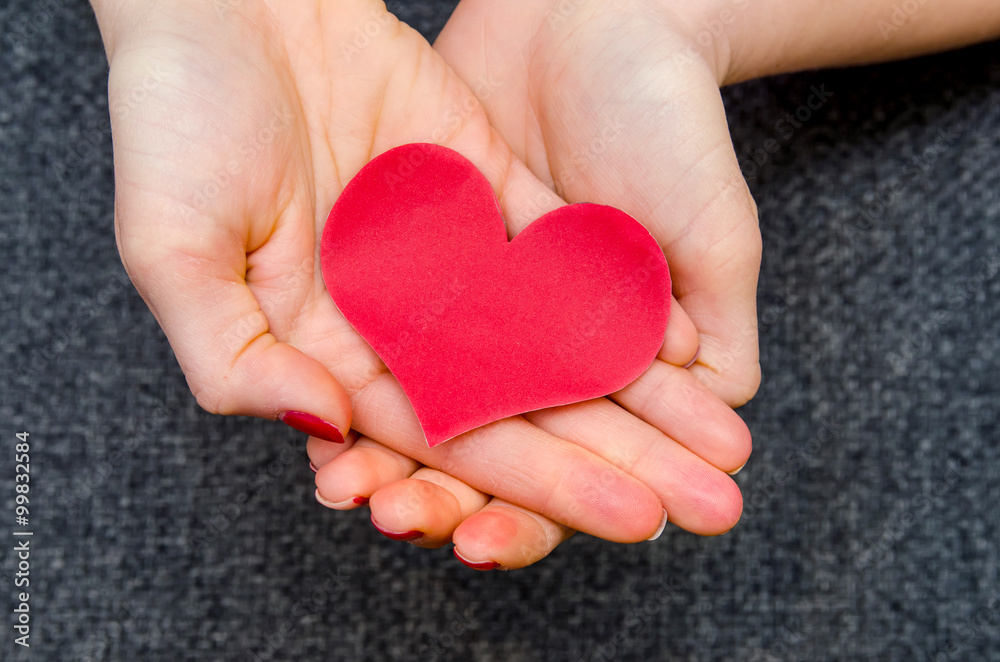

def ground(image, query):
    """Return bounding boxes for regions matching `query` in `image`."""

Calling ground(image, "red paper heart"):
[321,144,670,446]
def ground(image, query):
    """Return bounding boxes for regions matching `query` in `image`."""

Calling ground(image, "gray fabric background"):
[2,1,999,660]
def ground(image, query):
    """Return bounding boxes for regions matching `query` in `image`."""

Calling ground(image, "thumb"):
[116,217,352,444]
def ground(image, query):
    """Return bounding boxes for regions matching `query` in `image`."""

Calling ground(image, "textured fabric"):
[1,1,998,660]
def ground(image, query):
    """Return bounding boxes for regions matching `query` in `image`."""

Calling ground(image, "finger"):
[558,83,762,407]
[452,499,576,571]
[368,468,490,548]
[559,103,762,407]
[306,428,361,471]
[436,9,763,405]
[526,396,744,535]
[613,361,753,473]
[659,296,700,367]
[668,169,762,407]
[309,46,674,543]
[115,213,353,445]
[313,435,420,509]
[335,372,667,543]
[106,40,354,441]
[483,169,699,369]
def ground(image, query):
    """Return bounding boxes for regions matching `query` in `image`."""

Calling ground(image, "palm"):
[436,0,763,405]
[104,0,749,552]
[109,2,486,396]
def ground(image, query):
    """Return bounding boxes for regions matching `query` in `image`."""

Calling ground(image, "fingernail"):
[453,548,499,571]
[280,411,344,443]
[647,510,669,541]
[371,515,423,542]
[727,461,747,476]
[315,488,367,509]
[309,461,318,473]
[682,346,701,369]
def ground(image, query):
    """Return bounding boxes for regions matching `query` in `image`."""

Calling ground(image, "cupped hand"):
[435,0,763,407]
[94,0,748,569]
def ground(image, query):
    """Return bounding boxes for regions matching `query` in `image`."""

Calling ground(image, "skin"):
[93,0,1000,570]
[90,0,749,571]
[345,0,1000,567]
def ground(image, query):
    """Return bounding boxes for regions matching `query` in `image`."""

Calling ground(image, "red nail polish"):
[309,461,318,473]
[453,548,499,571]
[353,496,369,506]
[371,515,423,541]
[279,411,345,443]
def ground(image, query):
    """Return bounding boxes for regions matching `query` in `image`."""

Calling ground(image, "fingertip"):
[190,336,354,442]
[306,428,360,470]
[453,508,521,556]
[453,504,571,570]
[726,417,753,475]
[279,410,345,443]
[681,346,701,369]
[689,349,762,408]
[559,463,664,543]
[659,296,700,367]
[368,477,464,548]
[452,508,524,570]
[315,488,368,510]
[314,439,417,508]
[453,547,501,571]
[669,466,744,536]
[263,342,353,440]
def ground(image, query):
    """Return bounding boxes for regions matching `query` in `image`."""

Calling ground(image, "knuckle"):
[187,372,230,415]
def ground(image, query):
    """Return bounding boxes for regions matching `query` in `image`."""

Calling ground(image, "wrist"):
[89,0,159,61]
[664,0,745,87]
[703,0,1000,85]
